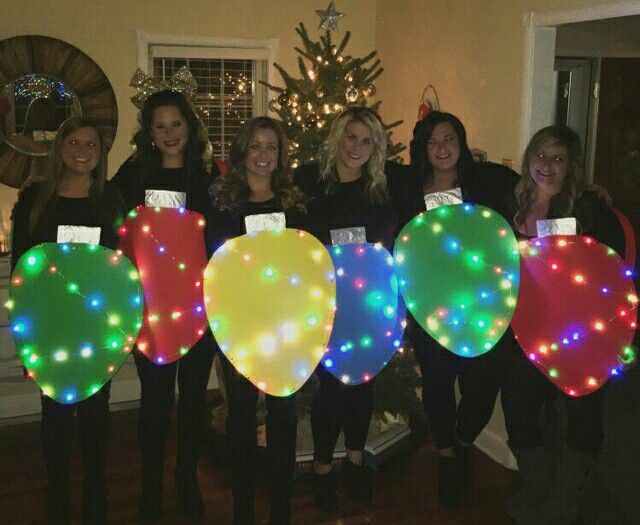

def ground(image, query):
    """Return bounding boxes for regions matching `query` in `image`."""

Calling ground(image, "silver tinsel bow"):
[128,66,213,168]
[129,66,198,110]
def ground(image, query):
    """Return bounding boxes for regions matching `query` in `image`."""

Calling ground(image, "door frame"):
[520,2,640,156]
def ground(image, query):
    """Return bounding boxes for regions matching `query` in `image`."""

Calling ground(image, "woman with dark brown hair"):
[207,116,305,525]
[111,89,219,523]
[407,111,520,509]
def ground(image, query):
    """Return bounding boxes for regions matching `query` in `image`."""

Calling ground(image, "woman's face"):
[426,121,460,173]
[245,127,279,180]
[336,121,374,173]
[528,141,569,195]
[61,127,100,176]
[150,105,189,162]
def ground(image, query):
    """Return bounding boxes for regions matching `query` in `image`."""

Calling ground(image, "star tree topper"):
[316,2,345,32]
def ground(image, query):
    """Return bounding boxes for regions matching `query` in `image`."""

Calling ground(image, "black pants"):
[311,365,374,464]
[409,319,503,450]
[501,337,606,455]
[41,382,110,525]
[220,355,297,524]
[133,330,214,505]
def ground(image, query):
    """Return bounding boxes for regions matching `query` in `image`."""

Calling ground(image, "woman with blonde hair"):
[11,116,124,524]
[208,116,305,525]
[295,105,405,513]
[502,125,625,524]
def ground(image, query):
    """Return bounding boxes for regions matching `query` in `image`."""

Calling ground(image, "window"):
[141,35,278,160]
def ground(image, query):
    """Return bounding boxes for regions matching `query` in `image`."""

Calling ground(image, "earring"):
[151,141,157,150]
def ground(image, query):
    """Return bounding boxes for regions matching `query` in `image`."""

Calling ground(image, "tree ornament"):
[9,244,143,404]
[512,235,637,396]
[365,83,376,97]
[417,84,440,120]
[267,98,281,112]
[278,90,290,107]
[316,2,345,32]
[305,113,318,127]
[394,204,520,357]
[345,85,359,103]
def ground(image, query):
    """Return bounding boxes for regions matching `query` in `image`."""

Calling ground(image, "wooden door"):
[593,58,640,251]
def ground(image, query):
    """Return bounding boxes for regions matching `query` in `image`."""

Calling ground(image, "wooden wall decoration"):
[0,35,118,188]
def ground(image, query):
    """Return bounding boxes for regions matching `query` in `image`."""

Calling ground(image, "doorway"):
[521,5,640,250]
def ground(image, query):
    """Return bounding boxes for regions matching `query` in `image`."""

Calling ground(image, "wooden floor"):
[0,407,520,524]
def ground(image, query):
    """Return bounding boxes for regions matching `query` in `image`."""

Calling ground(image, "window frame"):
[136,31,279,158]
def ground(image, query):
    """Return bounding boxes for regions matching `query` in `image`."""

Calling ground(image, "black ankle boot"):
[314,471,339,514]
[138,458,163,524]
[82,486,107,524]
[176,472,204,521]
[342,460,374,504]
[438,455,461,510]
[455,443,474,502]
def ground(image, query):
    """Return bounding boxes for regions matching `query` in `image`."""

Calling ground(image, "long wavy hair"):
[514,125,584,228]
[132,89,207,186]
[318,105,388,204]
[29,116,108,233]
[410,111,474,188]
[213,116,304,211]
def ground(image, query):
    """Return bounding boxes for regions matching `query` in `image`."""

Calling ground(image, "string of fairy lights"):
[6,206,638,400]
[6,243,142,403]
[394,204,520,358]
[515,235,637,394]
[118,206,208,364]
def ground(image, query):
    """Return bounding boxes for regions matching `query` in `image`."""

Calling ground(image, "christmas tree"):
[263,20,421,428]
[261,23,405,168]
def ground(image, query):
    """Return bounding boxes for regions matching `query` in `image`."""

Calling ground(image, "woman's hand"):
[470,148,487,163]
[585,183,613,206]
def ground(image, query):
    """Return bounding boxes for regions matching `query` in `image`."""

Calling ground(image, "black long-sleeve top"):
[206,197,307,256]
[405,161,521,221]
[110,158,220,256]
[513,190,625,258]
[109,158,218,217]
[293,161,407,252]
[10,182,124,270]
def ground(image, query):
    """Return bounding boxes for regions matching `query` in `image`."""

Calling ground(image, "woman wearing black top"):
[294,106,401,512]
[11,116,124,524]
[208,116,305,525]
[110,90,218,522]
[502,125,625,525]
[407,111,519,509]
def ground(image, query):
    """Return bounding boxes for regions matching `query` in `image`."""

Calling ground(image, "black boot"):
[506,447,552,524]
[139,466,163,524]
[455,442,474,503]
[437,455,460,510]
[342,460,374,504]
[176,471,205,521]
[47,486,71,525]
[82,484,107,524]
[314,471,339,514]
[270,494,292,525]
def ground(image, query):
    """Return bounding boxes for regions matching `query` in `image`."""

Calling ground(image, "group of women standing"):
[10,78,627,525]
